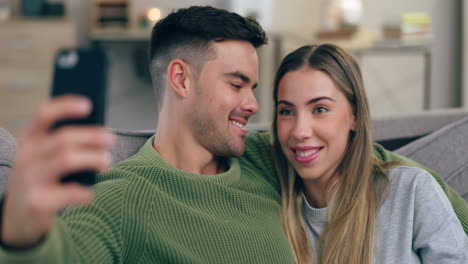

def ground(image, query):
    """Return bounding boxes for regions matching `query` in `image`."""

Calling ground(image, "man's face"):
[188,40,259,157]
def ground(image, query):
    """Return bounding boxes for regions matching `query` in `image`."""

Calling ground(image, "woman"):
[272,44,467,264]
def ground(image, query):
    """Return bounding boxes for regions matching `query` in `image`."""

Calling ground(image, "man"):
[0,6,294,263]
[0,6,466,263]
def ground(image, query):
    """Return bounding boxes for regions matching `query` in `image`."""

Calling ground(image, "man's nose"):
[241,89,259,115]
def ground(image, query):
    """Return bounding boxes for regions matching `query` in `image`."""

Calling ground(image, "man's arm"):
[373,143,468,234]
[0,96,116,261]
[0,185,126,263]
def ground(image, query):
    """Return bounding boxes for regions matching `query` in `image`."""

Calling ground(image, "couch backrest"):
[396,116,468,200]
[0,128,16,194]
[0,128,154,194]
[1,110,467,199]
[110,129,154,164]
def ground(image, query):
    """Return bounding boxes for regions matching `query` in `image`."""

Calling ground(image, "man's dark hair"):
[148,6,268,111]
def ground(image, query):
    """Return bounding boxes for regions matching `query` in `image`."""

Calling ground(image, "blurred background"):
[0,0,466,136]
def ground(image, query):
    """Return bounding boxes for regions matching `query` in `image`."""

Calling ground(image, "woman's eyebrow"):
[305,96,335,105]
[277,100,294,106]
[277,97,335,106]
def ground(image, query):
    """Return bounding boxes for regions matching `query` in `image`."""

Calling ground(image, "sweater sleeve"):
[0,178,129,263]
[373,143,468,234]
[243,131,280,190]
[411,170,468,263]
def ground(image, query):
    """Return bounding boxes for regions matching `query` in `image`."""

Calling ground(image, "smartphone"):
[50,47,108,186]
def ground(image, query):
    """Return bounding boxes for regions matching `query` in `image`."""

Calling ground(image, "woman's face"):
[276,69,356,187]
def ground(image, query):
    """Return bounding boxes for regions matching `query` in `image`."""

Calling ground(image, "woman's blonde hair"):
[272,44,392,264]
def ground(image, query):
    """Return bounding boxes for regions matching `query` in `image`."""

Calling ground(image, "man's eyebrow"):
[277,97,335,106]
[224,71,258,89]
[224,71,250,82]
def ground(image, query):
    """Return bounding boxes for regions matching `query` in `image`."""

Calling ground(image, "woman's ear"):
[167,59,193,99]
[350,115,358,132]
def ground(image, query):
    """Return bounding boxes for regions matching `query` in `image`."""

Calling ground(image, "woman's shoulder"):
[384,166,453,211]
[383,166,446,206]
[376,170,468,262]
[387,166,435,187]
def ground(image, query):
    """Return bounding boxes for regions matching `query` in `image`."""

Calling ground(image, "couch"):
[1,109,467,201]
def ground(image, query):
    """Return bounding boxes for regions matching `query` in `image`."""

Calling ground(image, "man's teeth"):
[231,120,245,129]
[296,149,319,157]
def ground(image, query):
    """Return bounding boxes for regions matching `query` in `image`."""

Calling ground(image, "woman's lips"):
[292,146,322,164]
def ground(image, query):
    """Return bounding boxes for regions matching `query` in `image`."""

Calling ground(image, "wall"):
[229,0,273,31]
[63,0,462,129]
[65,0,90,46]
[364,0,460,110]
[464,0,468,108]
[430,0,462,109]
[360,0,432,32]
[270,0,460,111]
[238,0,460,123]
[65,0,226,130]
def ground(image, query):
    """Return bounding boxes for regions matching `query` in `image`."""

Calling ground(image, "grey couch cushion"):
[372,109,468,141]
[0,128,153,194]
[0,128,15,194]
[1,113,467,199]
[110,129,153,165]
[396,116,468,200]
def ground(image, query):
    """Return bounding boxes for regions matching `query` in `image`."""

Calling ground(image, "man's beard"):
[189,107,244,158]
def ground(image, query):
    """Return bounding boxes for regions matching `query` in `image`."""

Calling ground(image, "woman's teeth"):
[296,149,319,157]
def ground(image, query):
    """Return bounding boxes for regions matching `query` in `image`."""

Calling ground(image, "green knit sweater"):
[0,132,295,263]
[1,132,467,263]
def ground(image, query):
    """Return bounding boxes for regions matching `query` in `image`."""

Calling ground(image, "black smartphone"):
[50,47,108,186]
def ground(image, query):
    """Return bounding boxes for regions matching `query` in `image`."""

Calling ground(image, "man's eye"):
[230,83,241,89]
[314,107,328,114]
[279,109,293,116]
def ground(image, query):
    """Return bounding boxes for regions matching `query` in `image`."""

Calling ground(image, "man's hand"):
[1,96,115,248]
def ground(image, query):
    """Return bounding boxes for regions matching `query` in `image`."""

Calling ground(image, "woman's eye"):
[314,107,328,114]
[279,109,293,116]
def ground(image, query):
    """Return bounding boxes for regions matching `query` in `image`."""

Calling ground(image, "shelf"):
[90,0,131,33]
[95,0,127,3]
[89,28,151,41]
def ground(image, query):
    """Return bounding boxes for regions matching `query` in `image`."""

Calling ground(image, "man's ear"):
[167,59,193,98]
